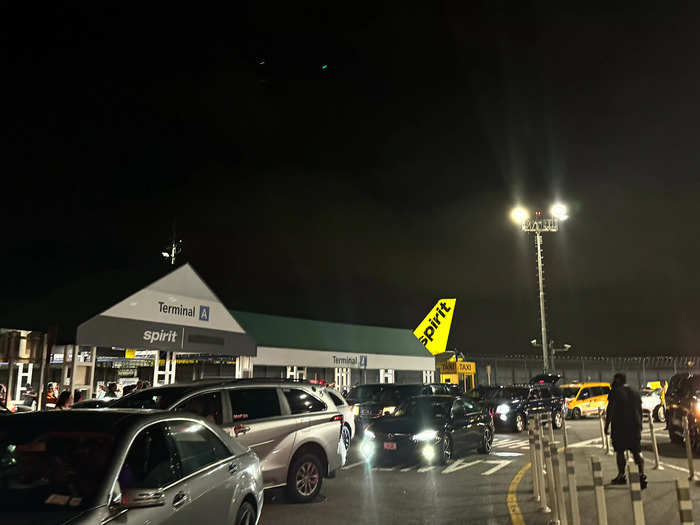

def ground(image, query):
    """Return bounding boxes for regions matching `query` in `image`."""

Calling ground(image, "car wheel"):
[572,408,582,420]
[513,413,525,433]
[235,501,256,525]
[478,426,493,454]
[287,453,323,503]
[341,424,352,450]
[439,435,453,465]
[654,405,665,423]
[553,411,563,429]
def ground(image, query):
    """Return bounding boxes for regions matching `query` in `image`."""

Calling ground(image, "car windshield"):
[109,387,192,409]
[376,386,424,405]
[490,387,529,400]
[347,385,383,404]
[0,423,114,509]
[394,398,451,419]
[560,387,580,398]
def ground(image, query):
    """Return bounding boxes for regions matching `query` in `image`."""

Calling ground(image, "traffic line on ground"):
[482,460,512,476]
[342,460,366,470]
[417,465,437,473]
[441,459,482,474]
[506,462,530,525]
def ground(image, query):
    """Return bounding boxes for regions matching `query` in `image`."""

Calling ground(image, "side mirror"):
[120,489,165,508]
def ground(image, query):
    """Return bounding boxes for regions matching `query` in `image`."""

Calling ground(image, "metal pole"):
[36,333,48,411]
[535,415,550,513]
[591,456,609,525]
[676,478,695,525]
[683,414,694,480]
[528,418,540,501]
[648,415,662,470]
[535,231,549,373]
[627,462,646,525]
[566,451,581,525]
[543,433,559,520]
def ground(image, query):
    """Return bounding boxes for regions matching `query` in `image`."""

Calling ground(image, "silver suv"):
[109,380,346,502]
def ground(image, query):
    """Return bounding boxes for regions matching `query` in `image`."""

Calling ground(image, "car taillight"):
[331,414,344,425]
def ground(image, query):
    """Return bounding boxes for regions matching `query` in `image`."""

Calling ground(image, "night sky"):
[4,3,700,356]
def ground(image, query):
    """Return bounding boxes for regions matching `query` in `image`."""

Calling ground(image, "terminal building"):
[0,264,435,405]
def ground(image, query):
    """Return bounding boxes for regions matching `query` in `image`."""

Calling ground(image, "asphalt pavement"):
[258,418,700,525]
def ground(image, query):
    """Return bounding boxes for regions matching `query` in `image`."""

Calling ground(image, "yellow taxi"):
[560,382,611,419]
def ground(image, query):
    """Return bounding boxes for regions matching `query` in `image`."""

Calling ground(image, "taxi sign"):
[456,361,476,375]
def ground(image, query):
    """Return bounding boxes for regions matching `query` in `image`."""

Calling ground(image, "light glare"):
[510,207,529,223]
[551,203,569,220]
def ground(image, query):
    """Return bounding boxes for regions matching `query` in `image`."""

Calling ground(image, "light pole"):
[530,339,572,372]
[511,203,569,373]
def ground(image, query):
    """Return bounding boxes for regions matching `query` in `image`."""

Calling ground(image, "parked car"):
[361,395,494,465]
[326,387,355,450]
[641,387,665,422]
[347,383,450,432]
[108,379,345,502]
[561,382,611,419]
[482,381,564,432]
[1,409,263,525]
[665,373,700,448]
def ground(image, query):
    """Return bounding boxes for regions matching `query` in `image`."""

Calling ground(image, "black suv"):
[347,383,450,432]
[471,377,564,433]
[666,372,700,449]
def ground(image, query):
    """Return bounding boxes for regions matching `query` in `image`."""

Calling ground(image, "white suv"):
[109,380,347,502]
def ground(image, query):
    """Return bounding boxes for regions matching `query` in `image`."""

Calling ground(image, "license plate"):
[383,442,397,450]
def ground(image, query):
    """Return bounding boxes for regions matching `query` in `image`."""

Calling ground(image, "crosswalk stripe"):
[400,465,416,472]
[417,465,436,473]
[342,461,365,470]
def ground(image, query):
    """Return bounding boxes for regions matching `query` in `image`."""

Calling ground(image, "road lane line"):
[341,460,366,470]
[378,467,396,471]
[482,460,512,476]
[400,465,416,472]
[417,465,436,473]
[507,462,530,525]
[441,459,482,474]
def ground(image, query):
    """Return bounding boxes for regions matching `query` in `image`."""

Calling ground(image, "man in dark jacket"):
[605,373,647,488]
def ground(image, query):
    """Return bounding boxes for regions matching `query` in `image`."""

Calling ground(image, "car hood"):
[368,416,439,435]
[3,508,93,525]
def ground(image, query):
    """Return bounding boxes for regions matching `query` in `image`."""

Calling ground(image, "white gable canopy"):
[77,264,256,355]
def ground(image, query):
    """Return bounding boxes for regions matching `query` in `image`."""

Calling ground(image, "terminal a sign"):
[332,354,368,369]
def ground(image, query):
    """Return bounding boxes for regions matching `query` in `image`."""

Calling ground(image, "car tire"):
[341,424,352,451]
[653,405,665,423]
[572,408,582,420]
[513,413,525,433]
[478,426,493,454]
[552,411,563,429]
[286,453,323,503]
[235,501,256,525]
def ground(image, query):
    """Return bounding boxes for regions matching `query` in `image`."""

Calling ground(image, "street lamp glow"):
[550,203,569,220]
[510,207,530,224]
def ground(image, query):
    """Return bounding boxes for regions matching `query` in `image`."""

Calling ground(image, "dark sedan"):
[361,395,494,465]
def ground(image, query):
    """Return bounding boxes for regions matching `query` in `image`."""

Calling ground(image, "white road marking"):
[441,459,483,474]
[378,467,396,471]
[481,460,512,476]
[400,465,416,472]
[342,461,366,470]
[417,465,437,473]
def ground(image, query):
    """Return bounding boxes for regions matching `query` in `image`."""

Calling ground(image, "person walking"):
[605,372,647,489]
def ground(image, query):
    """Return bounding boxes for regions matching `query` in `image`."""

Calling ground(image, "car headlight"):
[496,403,511,415]
[412,430,438,442]
[383,406,396,415]
[364,429,376,440]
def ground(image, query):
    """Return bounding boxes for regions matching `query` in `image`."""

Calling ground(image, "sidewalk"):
[519,430,700,525]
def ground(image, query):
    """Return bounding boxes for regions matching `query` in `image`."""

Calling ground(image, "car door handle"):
[172,491,188,508]
[229,462,239,474]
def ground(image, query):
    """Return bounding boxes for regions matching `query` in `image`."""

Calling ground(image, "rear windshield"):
[0,424,114,509]
[376,385,424,405]
[394,397,452,419]
[560,387,580,398]
[490,387,529,400]
[347,385,383,404]
[109,387,192,409]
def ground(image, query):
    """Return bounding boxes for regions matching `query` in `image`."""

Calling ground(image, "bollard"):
[561,410,569,449]
[528,419,540,501]
[565,451,581,525]
[551,443,569,525]
[543,433,560,521]
[683,415,695,481]
[648,416,663,470]
[598,408,606,449]
[591,457,608,525]
[676,478,695,525]
[627,462,646,525]
[534,416,550,512]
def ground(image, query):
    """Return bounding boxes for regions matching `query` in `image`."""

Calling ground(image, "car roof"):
[3,408,185,432]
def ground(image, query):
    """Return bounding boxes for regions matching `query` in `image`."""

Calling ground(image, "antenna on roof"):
[161,220,183,266]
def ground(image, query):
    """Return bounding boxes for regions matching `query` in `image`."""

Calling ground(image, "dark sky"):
[4,3,700,356]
